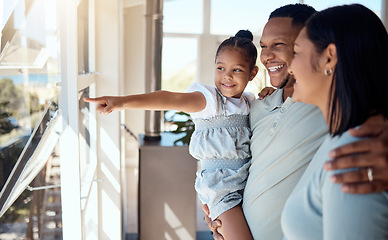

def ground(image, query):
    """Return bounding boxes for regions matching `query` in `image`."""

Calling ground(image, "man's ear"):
[250,66,259,81]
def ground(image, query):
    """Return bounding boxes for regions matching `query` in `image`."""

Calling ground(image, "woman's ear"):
[325,43,338,72]
[250,66,259,81]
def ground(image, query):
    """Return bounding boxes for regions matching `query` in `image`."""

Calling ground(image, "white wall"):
[122,3,146,234]
[95,0,123,239]
[123,4,146,148]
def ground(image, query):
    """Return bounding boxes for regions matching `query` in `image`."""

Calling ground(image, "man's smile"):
[267,64,285,73]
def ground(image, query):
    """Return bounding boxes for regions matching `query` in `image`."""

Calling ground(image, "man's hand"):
[202,204,224,240]
[258,87,276,100]
[324,115,388,194]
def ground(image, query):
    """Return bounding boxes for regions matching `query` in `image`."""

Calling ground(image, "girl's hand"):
[258,86,276,100]
[84,96,125,115]
[324,115,388,194]
[202,204,224,240]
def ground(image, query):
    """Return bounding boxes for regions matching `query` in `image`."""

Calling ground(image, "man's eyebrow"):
[260,37,288,44]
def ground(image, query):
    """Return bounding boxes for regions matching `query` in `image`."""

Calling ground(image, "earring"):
[324,68,333,76]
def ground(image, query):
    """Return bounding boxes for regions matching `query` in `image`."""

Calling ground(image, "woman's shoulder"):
[311,131,366,188]
[328,131,365,152]
[316,132,362,164]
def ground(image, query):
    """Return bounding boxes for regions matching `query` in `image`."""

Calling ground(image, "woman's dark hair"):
[306,4,388,136]
[269,4,316,28]
[215,30,257,70]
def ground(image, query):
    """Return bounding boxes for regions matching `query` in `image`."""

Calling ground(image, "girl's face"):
[289,28,332,110]
[214,48,257,98]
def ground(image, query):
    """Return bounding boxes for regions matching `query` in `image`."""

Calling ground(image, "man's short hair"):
[269,4,317,27]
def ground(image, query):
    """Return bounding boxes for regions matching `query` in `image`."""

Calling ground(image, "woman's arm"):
[84,90,206,114]
[322,167,388,239]
[324,115,388,193]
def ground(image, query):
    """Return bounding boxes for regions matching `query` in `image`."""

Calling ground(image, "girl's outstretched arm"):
[84,90,206,115]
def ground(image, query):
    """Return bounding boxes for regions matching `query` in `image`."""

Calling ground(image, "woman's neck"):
[319,105,330,126]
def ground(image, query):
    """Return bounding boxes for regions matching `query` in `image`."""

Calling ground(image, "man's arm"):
[324,115,388,194]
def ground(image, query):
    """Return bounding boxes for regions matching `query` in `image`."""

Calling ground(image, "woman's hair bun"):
[235,30,253,41]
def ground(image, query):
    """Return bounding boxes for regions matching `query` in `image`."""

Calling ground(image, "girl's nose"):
[224,72,232,80]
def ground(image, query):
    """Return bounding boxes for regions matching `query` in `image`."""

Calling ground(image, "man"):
[205,4,388,239]
[243,5,324,239]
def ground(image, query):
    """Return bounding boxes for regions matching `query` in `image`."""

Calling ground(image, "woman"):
[282,4,388,239]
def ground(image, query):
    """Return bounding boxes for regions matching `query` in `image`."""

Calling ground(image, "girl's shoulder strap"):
[214,88,226,115]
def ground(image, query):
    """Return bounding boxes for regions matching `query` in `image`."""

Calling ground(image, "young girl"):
[85,30,258,239]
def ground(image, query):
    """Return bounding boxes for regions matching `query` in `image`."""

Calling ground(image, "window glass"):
[1,0,19,30]
[164,0,203,34]
[78,0,90,74]
[79,88,91,171]
[0,0,60,237]
[305,0,382,15]
[161,37,197,135]
[78,85,97,208]
[210,0,298,36]
[162,37,197,92]
[0,0,59,146]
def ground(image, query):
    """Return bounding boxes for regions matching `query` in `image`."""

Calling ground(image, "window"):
[162,1,201,136]
[163,0,203,34]
[162,37,197,92]
[0,0,61,238]
[0,0,60,190]
[210,0,298,36]
[305,0,382,14]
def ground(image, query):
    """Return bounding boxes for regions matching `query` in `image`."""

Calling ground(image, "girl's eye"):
[217,67,224,71]
[274,43,284,47]
[234,69,243,72]
[260,45,266,49]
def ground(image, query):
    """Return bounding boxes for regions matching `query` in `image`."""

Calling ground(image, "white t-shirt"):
[185,82,255,119]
